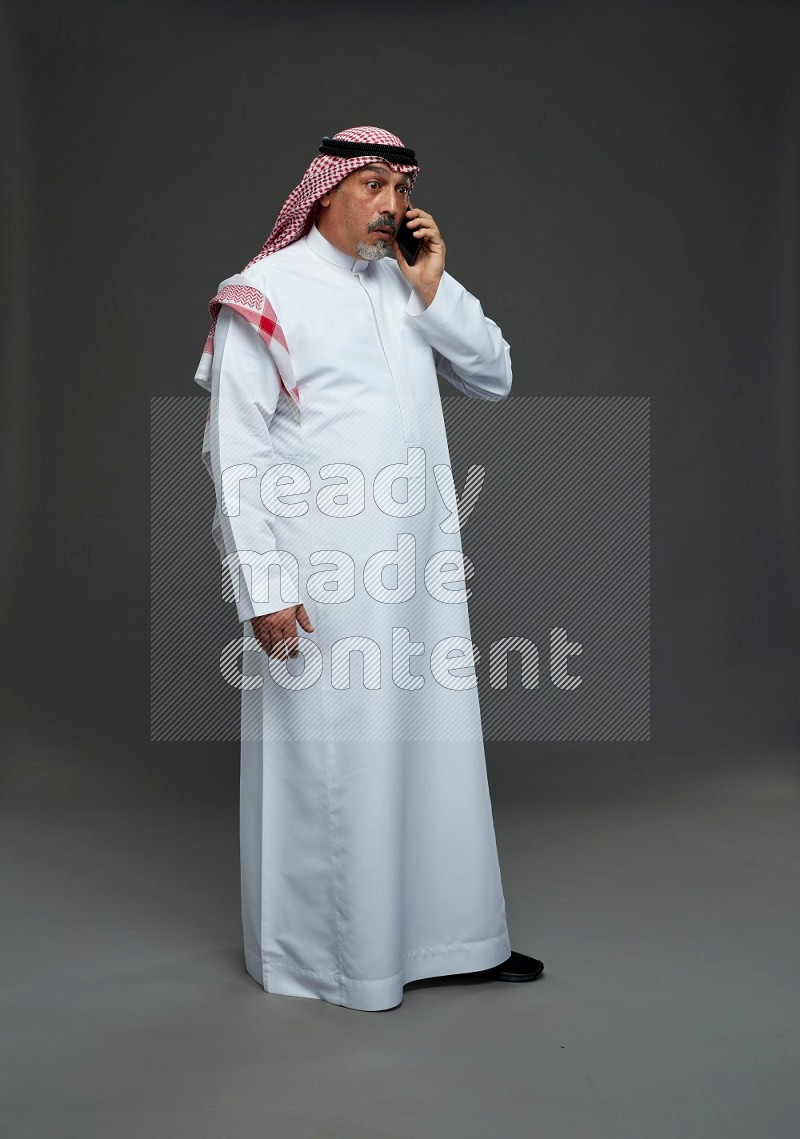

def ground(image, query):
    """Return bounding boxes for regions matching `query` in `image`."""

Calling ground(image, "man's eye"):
[365,179,410,195]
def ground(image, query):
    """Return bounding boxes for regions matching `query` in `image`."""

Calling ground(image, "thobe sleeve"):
[403,270,513,401]
[207,305,302,623]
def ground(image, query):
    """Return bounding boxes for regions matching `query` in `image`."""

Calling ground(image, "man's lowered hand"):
[251,604,315,660]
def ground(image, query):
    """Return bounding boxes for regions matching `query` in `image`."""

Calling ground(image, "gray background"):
[2,1,799,1136]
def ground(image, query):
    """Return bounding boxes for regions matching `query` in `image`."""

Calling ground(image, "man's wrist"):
[408,275,443,313]
[404,270,460,324]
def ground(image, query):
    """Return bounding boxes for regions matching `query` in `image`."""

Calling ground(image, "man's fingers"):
[254,605,317,658]
[253,619,285,659]
[270,620,292,659]
[411,221,441,243]
[296,604,315,633]
[277,618,297,659]
[277,614,307,659]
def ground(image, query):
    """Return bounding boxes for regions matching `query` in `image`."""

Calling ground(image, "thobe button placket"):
[303,225,421,444]
[357,272,421,445]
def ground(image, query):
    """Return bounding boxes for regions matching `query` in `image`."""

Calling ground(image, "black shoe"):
[476,950,544,982]
[404,950,544,990]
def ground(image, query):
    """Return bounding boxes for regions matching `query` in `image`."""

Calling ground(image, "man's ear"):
[318,190,333,207]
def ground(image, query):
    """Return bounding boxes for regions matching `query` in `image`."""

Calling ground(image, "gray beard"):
[355,238,396,261]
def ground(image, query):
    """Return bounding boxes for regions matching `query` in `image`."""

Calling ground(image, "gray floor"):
[2,699,799,1137]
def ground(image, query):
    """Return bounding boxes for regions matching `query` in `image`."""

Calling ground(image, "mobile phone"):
[396,209,423,266]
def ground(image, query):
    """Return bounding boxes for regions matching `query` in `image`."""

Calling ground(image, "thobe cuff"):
[402,267,513,401]
[404,269,462,321]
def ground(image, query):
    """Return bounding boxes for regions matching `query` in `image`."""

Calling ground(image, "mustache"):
[368,217,397,236]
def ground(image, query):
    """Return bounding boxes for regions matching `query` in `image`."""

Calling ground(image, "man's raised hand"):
[392,206,446,309]
[251,604,315,660]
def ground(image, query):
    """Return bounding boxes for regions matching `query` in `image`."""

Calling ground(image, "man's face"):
[316,162,413,261]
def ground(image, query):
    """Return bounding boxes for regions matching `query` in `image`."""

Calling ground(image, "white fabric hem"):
[244,929,512,1012]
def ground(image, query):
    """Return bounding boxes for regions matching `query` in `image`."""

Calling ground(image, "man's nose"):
[377,185,402,220]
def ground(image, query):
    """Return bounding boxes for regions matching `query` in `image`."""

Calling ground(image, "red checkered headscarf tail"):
[194,126,420,401]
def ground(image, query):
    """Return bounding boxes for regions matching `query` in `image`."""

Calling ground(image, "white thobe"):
[202,222,514,1010]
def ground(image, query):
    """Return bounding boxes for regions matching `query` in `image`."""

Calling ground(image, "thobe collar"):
[306,223,370,275]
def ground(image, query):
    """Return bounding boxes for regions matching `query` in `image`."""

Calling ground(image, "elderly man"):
[195,126,544,1011]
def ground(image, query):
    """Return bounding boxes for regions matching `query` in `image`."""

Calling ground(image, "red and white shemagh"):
[194,126,420,405]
